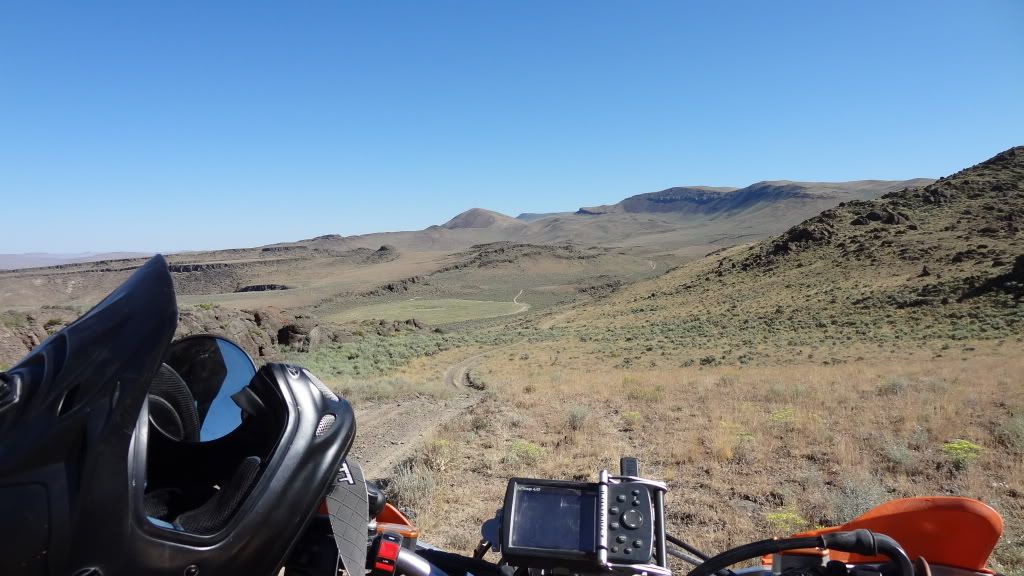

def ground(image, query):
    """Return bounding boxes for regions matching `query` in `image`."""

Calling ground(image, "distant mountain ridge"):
[0,252,153,271]
[577,180,934,216]
[5,176,936,268]
[283,177,933,253]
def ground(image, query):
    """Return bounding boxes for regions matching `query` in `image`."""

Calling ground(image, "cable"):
[666,534,709,561]
[665,546,704,567]
[666,534,735,576]
[685,530,914,576]
[685,536,825,576]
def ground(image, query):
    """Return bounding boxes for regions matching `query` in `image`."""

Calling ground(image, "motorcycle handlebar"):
[395,548,451,576]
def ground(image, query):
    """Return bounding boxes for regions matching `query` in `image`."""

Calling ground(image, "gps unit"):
[497,460,669,574]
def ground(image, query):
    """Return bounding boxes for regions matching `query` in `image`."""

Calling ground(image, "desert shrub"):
[567,406,589,431]
[385,462,434,514]
[993,542,1024,576]
[712,421,745,463]
[625,383,664,403]
[286,332,469,379]
[333,377,449,403]
[465,369,487,390]
[621,411,642,431]
[763,383,787,403]
[421,439,453,473]
[883,441,914,473]
[769,407,796,424]
[994,415,1024,453]
[505,412,527,428]
[942,439,983,470]
[523,383,536,394]
[195,303,215,311]
[829,476,886,522]
[699,355,719,366]
[504,440,545,467]
[764,508,808,535]
[470,414,490,432]
[876,377,907,397]
[908,425,930,450]
[0,312,29,329]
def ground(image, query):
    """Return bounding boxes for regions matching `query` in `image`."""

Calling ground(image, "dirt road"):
[351,289,548,480]
[443,349,492,388]
[349,392,480,479]
[512,289,527,312]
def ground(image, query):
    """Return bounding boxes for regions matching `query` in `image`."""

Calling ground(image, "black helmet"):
[0,255,355,575]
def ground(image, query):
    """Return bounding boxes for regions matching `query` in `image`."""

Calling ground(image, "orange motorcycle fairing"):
[763,497,1003,573]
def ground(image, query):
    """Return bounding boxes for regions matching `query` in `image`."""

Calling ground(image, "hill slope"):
[285,178,932,253]
[559,146,1021,360]
[440,208,527,230]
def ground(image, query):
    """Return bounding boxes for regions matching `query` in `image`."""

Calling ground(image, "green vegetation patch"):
[332,298,526,325]
[283,331,468,378]
[941,439,983,469]
[0,311,30,329]
[764,508,809,535]
[503,440,545,467]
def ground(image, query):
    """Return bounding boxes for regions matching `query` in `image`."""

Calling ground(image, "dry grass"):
[398,343,1024,573]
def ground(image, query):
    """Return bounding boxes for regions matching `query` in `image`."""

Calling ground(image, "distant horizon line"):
[2,174,941,257]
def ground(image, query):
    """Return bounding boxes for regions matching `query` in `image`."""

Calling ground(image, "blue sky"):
[1,1,1022,253]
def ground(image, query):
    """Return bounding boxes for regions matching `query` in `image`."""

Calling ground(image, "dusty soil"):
[351,392,482,480]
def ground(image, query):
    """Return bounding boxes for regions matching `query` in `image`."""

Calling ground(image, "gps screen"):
[508,484,598,553]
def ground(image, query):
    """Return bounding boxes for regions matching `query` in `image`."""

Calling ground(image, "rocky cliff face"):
[0,304,355,368]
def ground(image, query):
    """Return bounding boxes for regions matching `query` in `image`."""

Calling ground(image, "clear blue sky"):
[1,1,1022,253]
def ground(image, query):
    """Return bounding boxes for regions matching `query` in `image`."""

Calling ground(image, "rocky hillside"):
[0,245,404,309]
[0,304,347,368]
[560,147,1022,362]
[577,180,933,216]
[739,147,1022,311]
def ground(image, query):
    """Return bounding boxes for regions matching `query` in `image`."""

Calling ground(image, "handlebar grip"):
[395,548,450,576]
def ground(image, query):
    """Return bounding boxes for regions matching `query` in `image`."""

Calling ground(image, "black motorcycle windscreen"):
[0,255,178,574]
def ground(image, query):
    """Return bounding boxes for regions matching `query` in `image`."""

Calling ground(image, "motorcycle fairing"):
[764,497,1003,573]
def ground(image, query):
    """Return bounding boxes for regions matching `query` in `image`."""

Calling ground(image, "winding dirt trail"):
[350,288,563,480]
[512,288,528,313]
[443,347,502,388]
[350,392,480,479]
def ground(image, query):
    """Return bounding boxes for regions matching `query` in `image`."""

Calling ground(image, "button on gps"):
[621,509,643,529]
